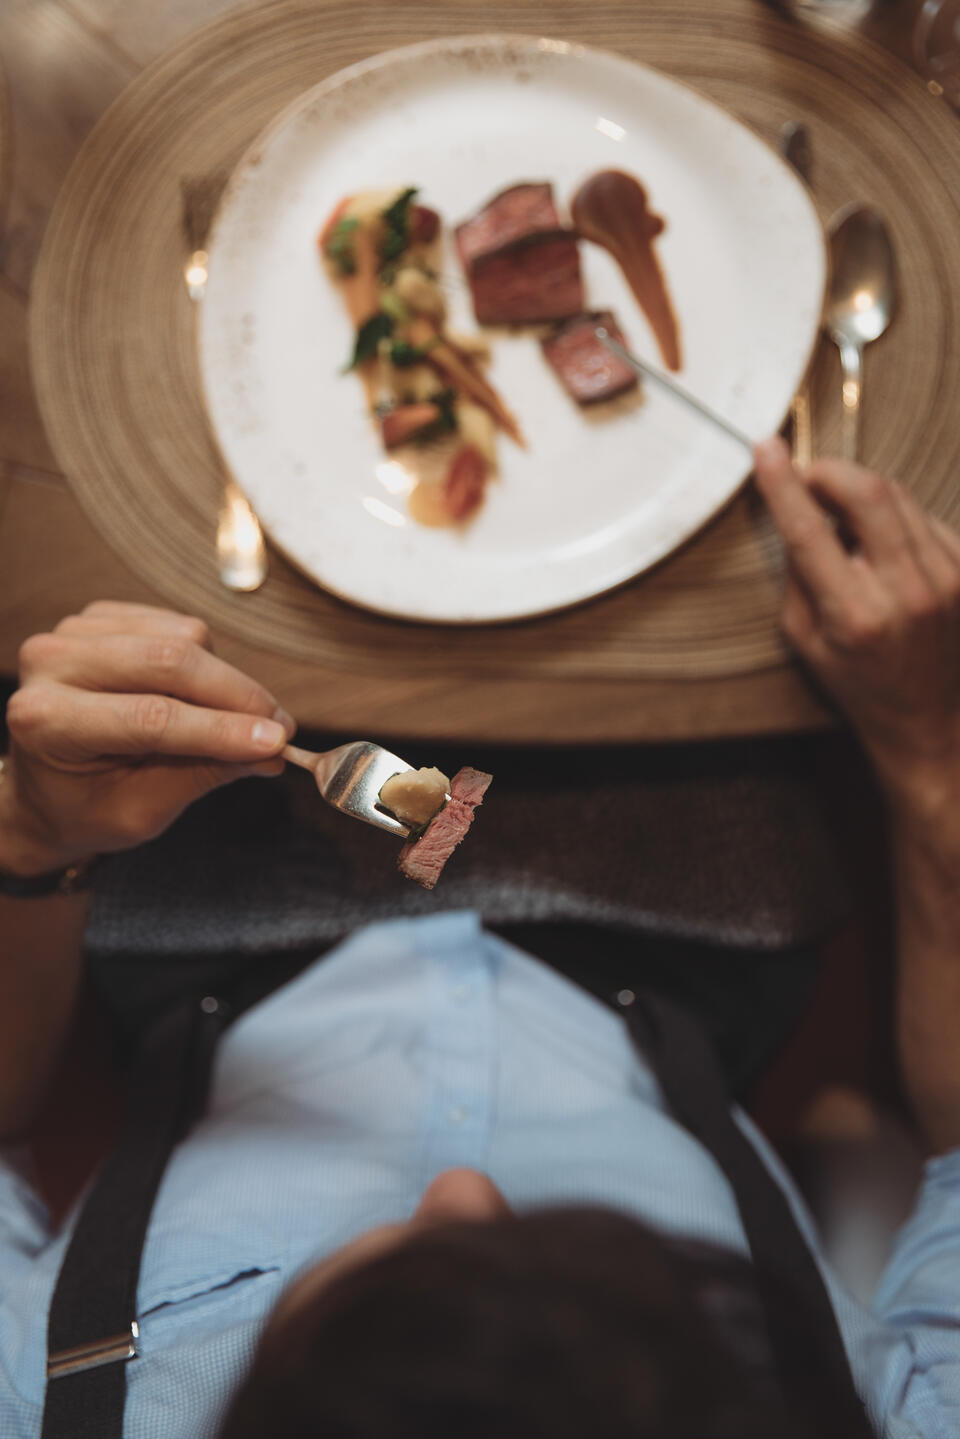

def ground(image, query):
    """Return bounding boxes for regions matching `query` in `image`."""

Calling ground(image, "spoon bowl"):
[825,205,897,460]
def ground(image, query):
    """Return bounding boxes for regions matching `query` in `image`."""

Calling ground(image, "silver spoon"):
[825,205,897,462]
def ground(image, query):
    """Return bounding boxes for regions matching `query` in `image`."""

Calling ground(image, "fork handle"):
[282,744,321,774]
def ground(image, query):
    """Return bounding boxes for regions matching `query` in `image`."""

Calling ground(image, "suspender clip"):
[47,1321,140,1380]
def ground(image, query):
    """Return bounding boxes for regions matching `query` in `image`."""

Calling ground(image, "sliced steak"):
[541,310,638,405]
[398,766,493,889]
[466,231,584,326]
[455,182,562,269]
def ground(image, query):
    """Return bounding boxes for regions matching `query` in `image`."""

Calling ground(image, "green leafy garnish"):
[379,187,418,267]
[343,312,394,372]
[324,217,359,276]
[389,341,430,368]
[432,388,459,435]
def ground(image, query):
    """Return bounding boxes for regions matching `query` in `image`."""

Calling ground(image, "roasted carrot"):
[406,317,525,448]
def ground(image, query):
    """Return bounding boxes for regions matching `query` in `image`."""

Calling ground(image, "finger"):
[7,682,291,765]
[753,437,861,609]
[801,459,914,571]
[56,609,213,650]
[18,633,294,731]
[886,484,960,600]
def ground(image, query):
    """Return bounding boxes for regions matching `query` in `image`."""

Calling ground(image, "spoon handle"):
[836,336,863,462]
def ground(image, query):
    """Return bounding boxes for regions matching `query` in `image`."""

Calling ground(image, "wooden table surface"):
[0,0,935,742]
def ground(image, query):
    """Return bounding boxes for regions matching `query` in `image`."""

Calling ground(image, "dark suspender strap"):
[40,994,229,1439]
[625,991,873,1437]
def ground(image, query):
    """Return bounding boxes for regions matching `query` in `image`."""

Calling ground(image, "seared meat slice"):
[466,231,584,326]
[455,182,562,269]
[398,766,492,889]
[541,310,638,405]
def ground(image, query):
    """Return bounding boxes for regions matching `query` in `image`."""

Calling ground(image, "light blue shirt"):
[2,912,959,1438]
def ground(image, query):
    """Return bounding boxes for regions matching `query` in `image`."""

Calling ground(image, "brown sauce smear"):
[571,170,682,372]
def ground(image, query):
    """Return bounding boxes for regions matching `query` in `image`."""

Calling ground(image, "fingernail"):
[252,718,286,751]
[272,705,296,737]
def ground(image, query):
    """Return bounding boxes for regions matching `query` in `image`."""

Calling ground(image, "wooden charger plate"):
[0,56,11,230]
[28,0,960,736]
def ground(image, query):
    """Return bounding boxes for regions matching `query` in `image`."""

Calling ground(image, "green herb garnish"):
[343,312,394,371]
[432,388,459,434]
[389,341,430,368]
[379,187,418,267]
[410,389,458,444]
[324,217,359,276]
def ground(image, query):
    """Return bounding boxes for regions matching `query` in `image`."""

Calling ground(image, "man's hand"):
[754,437,960,812]
[1,601,296,877]
[756,438,960,1151]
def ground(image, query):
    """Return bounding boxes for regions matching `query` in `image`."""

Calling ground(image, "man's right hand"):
[754,437,960,814]
[1,601,296,877]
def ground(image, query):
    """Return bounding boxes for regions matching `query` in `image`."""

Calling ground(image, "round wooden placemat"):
[0,56,12,230]
[30,0,960,685]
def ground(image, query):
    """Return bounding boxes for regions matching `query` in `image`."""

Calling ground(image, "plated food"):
[320,186,522,526]
[321,169,678,527]
[456,181,584,325]
[200,33,826,624]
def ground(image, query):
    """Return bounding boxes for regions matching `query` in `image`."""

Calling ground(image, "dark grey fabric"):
[0,676,848,1092]
[86,732,849,963]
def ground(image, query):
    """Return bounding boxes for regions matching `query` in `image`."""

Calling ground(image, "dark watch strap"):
[0,859,97,898]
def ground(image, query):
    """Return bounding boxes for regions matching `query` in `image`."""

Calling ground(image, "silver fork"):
[282,741,427,839]
[778,122,814,470]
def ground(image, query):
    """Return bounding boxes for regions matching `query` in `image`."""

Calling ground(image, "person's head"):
[219,1168,857,1439]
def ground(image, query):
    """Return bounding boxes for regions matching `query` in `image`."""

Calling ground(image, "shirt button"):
[446,1105,468,1125]
[452,983,469,1002]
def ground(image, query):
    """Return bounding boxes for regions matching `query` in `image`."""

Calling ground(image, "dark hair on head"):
[219,1206,865,1439]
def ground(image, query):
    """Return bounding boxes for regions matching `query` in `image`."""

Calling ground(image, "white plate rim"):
[199,32,827,626]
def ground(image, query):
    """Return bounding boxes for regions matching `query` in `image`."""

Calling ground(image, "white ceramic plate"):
[200,34,825,623]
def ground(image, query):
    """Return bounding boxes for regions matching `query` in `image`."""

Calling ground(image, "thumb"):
[752,434,797,499]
